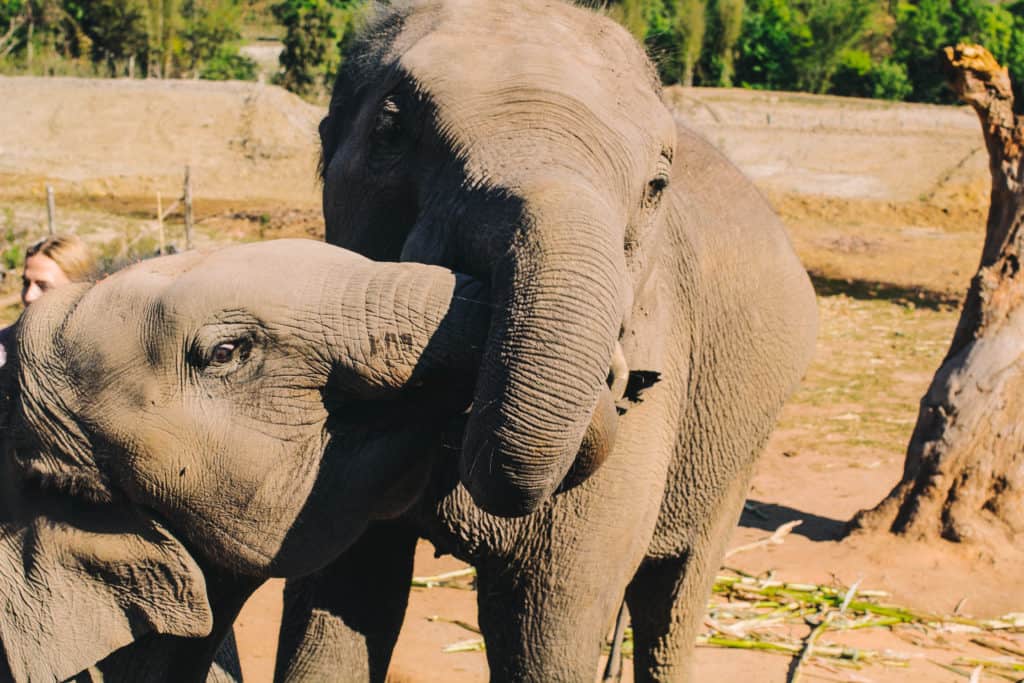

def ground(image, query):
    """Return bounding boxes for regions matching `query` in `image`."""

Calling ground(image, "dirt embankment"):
[0,76,322,207]
[2,77,991,299]
[1,77,988,209]
[667,86,986,205]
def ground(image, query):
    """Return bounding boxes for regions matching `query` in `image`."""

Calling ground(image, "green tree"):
[179,0,247,78]
[272,0,337,96]
[794,0,875,93]
[893,0,957,102]
[1005,2,1024,105]
[830,48,912,99]
[733,0,806,90]
[642,0,707,86]
[0,1,30,60]
[144,0,178,77]
[76,0,148,75]
[1,0,90,67]
[199,42,255,79]
[608,0,649,40]
[893,0,1015,103]
[676,0,706,86]
[0,0,253,77]
[714,0,744,85]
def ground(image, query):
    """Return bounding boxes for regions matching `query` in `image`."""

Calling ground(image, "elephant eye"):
[209,339,250,367]
[648,175,669,196]
[211,343,236,364]
[643,148,673,208]
[643,172,670,207]
[372,97,403,148]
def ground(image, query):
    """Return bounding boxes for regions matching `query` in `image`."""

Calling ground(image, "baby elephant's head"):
[13,239,491,578]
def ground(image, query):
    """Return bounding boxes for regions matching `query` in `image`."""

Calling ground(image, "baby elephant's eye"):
[211,343,236,364]
[211,341,247,365]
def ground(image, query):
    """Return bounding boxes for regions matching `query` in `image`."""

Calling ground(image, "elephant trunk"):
[460,202,628,517]
[322,260,492,396]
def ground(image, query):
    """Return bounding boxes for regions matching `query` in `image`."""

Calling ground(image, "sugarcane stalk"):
[443,638,486,653]
[789,613,834,683]
[696,635,911,665]
[411,567,477,588]
[971,636,1024,659]
[954,656,1024,671]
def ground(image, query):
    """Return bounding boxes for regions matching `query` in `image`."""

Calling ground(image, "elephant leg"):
[626,476,752,682]
[625,553,707,683]
[474,544,633,683]
[208,628,243,682]
[274,521,419,683]
[81,575,261,682]
[458,424,668,682]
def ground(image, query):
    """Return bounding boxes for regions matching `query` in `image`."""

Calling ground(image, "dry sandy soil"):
[2,77,1021,682]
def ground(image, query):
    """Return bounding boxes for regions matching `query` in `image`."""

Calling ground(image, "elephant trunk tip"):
[459,458,555,517]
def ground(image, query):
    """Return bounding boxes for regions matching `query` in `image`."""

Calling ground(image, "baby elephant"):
[0,239,493,681]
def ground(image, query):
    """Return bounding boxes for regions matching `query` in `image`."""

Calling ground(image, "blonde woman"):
[0,235,95,368]
[21,235,96,307]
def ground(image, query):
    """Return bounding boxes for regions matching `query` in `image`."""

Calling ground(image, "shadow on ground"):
[741,499,846,542]
[809,271,962,311]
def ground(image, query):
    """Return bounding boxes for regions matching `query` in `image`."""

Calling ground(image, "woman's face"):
[22,254,71,307]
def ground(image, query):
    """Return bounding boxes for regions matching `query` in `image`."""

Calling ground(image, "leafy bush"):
[869,59,913,100]
[733,0,807,90]
[892,0,1018,103]
[831,50,912,100]
[0,0,254,79]
[794,0,876,93]
[2,244,24,272]
[200,45,256,79]
[272,0,338,97]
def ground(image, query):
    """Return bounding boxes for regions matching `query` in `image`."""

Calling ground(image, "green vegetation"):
[4,0,1024,102]
[272,0,1024,103]
[270,0,365,98]
[609,0,1024,102]
[0,0,256,79]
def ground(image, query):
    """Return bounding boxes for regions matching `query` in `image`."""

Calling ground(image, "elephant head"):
[320,0,676,516]
[0,239,490,680]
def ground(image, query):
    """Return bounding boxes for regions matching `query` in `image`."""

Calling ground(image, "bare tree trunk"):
[681,63,694,88]
[25,11,33,68]
[676,0,705,88]
[849,45,1024,546]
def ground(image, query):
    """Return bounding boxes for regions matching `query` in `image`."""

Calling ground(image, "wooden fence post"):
[183,165,194,250]
[45,184,55,235]
[156,191,166,255]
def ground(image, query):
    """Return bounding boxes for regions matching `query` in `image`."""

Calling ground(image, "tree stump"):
[848,44,1024,546]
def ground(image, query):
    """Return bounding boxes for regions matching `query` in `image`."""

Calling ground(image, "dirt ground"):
[2,77,1022,682]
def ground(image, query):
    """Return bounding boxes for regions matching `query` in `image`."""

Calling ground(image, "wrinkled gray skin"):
[0,240,494,682]
[278,1,818,681]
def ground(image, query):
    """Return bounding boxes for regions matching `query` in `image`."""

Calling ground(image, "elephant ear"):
[0,484,212,683]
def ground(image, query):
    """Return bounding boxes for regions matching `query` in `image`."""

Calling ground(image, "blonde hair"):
[26,235,96,282]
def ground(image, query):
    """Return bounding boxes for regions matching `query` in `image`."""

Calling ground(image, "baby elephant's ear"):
[0,491,212,683]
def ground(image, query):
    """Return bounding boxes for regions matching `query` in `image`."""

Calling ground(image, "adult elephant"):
[0,240,493,682]
[277,0,818,681]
